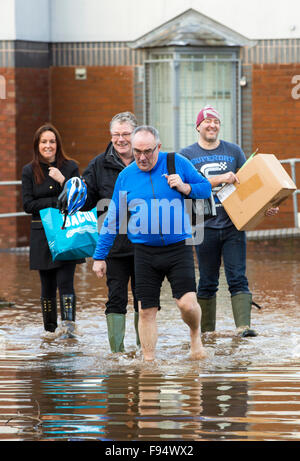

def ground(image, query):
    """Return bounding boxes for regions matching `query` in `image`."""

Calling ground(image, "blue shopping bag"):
[40,207,98,261]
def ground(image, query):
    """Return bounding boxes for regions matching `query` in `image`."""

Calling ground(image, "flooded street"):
[0,238,300,442]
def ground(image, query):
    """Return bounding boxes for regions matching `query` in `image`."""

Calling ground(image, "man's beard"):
[204,132,218,143]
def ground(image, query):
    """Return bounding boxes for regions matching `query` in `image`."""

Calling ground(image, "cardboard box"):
[216,153,297,231]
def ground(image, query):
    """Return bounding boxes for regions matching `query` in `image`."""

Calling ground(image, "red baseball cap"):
[196,105,221,127]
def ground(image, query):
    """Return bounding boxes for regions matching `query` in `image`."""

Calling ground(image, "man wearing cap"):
[180,105,258,337]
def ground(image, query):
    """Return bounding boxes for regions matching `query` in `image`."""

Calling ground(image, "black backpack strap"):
[167,152,176,175]
[167,152,183,196]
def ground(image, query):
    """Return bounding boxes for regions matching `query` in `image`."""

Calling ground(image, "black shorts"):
[134,240,196,309]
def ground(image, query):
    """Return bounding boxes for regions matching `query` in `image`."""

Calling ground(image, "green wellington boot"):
[41,297,58,332]
[134,311,141,348]
[197,296,216,332]
[106,313,126,352]
[60,294,76,338]
[231,292,257,337]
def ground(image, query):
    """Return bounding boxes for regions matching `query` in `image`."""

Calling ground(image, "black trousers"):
[39,263,76,299]
[105,255,138,315]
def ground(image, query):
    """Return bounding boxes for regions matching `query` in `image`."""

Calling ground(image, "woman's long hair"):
[31,123,75,184]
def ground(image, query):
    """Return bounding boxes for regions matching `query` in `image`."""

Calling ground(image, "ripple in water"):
[0,240,299,441]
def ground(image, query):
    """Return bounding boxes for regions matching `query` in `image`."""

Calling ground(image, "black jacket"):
[22,159,84,270]
[81,142,134,258]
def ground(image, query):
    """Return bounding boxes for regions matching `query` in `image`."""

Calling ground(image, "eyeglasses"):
[111,132,132,139]
[133,144,158,158]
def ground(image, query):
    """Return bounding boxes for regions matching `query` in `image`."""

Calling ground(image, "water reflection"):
[3,361,300,441]
[0,238,299,441]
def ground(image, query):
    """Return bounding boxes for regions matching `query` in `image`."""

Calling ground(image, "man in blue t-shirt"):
[181,105,277,337]
[92,125,211,361]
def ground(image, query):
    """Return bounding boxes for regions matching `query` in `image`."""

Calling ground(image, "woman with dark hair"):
[22,123,84,337]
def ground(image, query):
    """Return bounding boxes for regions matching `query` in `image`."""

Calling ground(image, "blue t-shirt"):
[180,140,246,228]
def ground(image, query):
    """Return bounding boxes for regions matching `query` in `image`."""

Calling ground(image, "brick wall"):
[0,69,16,182]
[15,68,50,177]
[15,68,50,246]
[0,68,49,249]
[252,63,300,229]
[50,66,134,172]
[0,65,134,249]
[1,61,299,248]
[0,68,18,248]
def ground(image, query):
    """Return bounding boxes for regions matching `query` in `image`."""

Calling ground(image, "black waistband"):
[135,239,186,250]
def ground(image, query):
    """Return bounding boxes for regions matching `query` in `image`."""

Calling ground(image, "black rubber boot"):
[231,292,257,337]
[197,296,216,333]
[60,294,76,338]
[41,297,57,332]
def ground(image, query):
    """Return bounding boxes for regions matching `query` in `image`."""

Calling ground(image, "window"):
[144,49,240,152]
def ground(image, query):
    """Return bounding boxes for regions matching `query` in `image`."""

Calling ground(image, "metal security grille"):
[144,51,241,152]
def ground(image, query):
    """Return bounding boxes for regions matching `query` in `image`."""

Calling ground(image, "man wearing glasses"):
[92,125,212,362]
[81,112,140,353]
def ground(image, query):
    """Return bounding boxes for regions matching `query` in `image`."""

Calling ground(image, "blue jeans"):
[195,225,250,298]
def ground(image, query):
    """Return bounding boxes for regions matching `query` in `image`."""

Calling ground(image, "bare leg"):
[138,303,159,361]
[176,292,206,360]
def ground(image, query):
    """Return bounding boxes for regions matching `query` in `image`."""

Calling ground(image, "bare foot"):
[190,347,207,360]
[143,356,155,362]
[190,331,207,360]
[142,350,156,362]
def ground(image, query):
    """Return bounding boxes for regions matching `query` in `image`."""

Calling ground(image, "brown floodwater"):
[0,238,299,442]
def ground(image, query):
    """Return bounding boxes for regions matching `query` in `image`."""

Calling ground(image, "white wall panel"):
[0,0,16,40]
[49,0,300,42]
[0,0,299,42]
